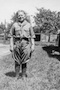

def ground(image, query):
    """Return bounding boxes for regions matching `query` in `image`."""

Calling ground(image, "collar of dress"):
[17,20,27,27]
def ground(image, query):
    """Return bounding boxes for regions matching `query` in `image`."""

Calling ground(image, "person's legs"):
[15,61,20,78]
[22,63,27,77]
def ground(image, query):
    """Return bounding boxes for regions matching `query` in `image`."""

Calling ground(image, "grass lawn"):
[0,42,60,90]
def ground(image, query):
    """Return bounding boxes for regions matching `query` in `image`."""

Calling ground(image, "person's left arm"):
[29,25,35,52]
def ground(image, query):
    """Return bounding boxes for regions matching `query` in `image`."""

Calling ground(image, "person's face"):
[18,11,25,22]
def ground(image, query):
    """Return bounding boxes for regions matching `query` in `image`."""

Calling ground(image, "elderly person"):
[10,10,35,79]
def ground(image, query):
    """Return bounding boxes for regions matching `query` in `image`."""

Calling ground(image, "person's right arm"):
[10,24,15,52]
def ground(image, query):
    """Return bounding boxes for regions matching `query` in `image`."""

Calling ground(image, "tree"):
[11,12,18,22]
[34,8,59,34]
[0,22,6,34]
[33,26,40,33]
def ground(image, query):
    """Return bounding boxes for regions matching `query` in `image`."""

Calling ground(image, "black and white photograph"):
[0,0,60,90]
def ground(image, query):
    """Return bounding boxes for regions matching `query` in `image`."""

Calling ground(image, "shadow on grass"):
[42,45,60,61]
[5,71,22,78]
[5,71,16,77]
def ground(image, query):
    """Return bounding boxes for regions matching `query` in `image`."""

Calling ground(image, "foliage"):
[33,26,40,33]
[11,12,18,22]
[0,22,6,34]
[34,8,60,34]
[7,22,13,34]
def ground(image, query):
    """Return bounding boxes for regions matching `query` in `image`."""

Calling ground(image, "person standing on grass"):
[10,10,35,79]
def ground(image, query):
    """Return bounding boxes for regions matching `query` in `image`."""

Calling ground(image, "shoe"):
[25,73,27,77]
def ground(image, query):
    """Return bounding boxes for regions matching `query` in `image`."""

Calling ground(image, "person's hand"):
[10,45,13,52]
[10,37,14,52]
[13,45,16,49]
[10,45,16,52]
[31,38,35,52]
[31,44,35,52]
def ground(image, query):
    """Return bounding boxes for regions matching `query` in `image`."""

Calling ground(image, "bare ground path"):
[0,43,10,59]
[0,42,60,90]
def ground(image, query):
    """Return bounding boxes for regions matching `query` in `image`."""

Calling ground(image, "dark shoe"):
[25,74,28,77]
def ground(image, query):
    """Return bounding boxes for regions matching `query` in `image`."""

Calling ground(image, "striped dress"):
[12,37,31,64]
